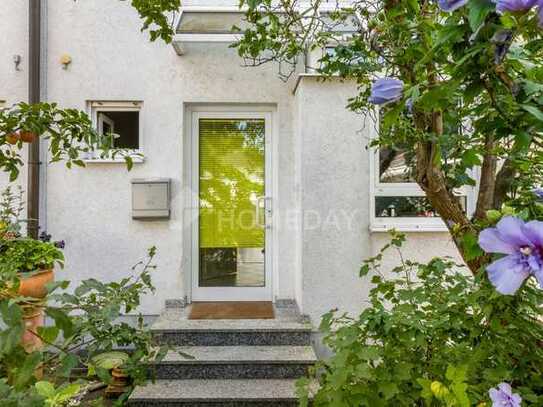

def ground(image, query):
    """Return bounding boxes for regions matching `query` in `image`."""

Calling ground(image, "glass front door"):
[191,113,272,301]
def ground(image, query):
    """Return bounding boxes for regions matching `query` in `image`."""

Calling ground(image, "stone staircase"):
[128,303,316,406]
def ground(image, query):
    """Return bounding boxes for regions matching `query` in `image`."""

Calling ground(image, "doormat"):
[188,302,275,320]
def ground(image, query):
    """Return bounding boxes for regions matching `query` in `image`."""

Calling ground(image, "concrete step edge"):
[156,346,317,365]
[129,379,307,402]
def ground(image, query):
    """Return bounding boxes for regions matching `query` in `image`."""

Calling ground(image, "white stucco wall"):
[2,1,465,324]
[294,77,463,325]
[295,77,371,322]
[0,1,29,190]
[43,0,298,315]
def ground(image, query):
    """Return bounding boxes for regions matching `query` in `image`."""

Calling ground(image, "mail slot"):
[131,178,171,219]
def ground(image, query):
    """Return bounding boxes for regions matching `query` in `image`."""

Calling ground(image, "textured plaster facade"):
[0,1,463,326]
[0,1,29,189]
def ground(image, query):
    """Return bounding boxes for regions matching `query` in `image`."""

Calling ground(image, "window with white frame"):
[172,8,247,55]
[87,101,143,161]
[370,145,474,232]
[177,10,247,34]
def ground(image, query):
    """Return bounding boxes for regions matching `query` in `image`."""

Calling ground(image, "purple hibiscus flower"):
[478,216,543,295]
[489,383,522,407]
[495,0,538,13]
[494,0,543,26]
[368,78,404,105]
[438,0,468,12]
[532,187,543,199]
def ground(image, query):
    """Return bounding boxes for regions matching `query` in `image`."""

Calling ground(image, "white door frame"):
[190,110,274,302]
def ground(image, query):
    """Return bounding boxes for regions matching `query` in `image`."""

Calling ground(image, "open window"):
[86,101,143,163]
[370,145,474,232]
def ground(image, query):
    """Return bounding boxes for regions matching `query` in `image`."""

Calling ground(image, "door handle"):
[256,196,272,229]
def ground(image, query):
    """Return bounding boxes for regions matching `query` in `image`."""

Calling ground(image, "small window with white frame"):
[87,101,143,162]
[370,144,474,232]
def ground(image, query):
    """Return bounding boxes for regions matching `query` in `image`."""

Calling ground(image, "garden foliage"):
[0,246,166,406]
[298,232,543,406]
[235,0,543,273]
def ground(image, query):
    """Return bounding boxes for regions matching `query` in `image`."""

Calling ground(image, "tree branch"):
[415,108,483,274]
[474,133,497,220]
[494,158,516,209]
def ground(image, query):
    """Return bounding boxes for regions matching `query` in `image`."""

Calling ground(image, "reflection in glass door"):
[194,115,271,301]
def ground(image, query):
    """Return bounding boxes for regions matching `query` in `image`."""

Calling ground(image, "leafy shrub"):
[0,247,167,406]
[0,186,66,276]
[298,232,543,406]
[1,238,64,274]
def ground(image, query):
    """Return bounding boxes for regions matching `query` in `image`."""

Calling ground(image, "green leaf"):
[124,155,134,171]
[486,210,502,222]
[0,300,23,327]
[57,353,79,378]
[446,365,468,383]
[35,381,56,399]
[45,280,70,294]
[467,0,493,31]
[513,131,532,152]
[37,326,59,344]
[523,80,543,96]
[296,377,311,407]
[360,264,370,277]
[359,346,381,361]
[461,232,483,261]
[379,382,399,400]
[14,352,42,390]
[434,25,464,49]
[94,366,113,384]
[461,150,481,167]
[0,301,24,354]
[56,383,81,402]
[521,104,543,121]
[451,382,470,407]
[45,307,74,338]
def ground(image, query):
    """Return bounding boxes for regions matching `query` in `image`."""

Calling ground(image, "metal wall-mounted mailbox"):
[131,178,171,220]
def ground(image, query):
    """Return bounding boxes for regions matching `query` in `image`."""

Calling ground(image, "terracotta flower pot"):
[21,306,44,353]
[19,305,45,380]
[5,133,20,145]
[106,367,131,398]
[18,269,54,299]
[19,131,38,143]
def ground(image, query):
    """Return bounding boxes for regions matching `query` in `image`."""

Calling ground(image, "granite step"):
[151,345,317,379]
[151,308,312,346]
[128,379,305,406]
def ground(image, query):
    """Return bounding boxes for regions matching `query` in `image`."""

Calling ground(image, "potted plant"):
[0,187,65,298]
[89,351,131,398]
[2,237,64,298]
[0,186,64,353]
[0,236,64,353]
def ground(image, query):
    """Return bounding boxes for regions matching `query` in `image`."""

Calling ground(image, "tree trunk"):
[415,110,484,274]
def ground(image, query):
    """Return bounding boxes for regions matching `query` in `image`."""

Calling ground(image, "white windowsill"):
[82,152,145,164]
[83,157,145,164]
[370,222,449,233]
